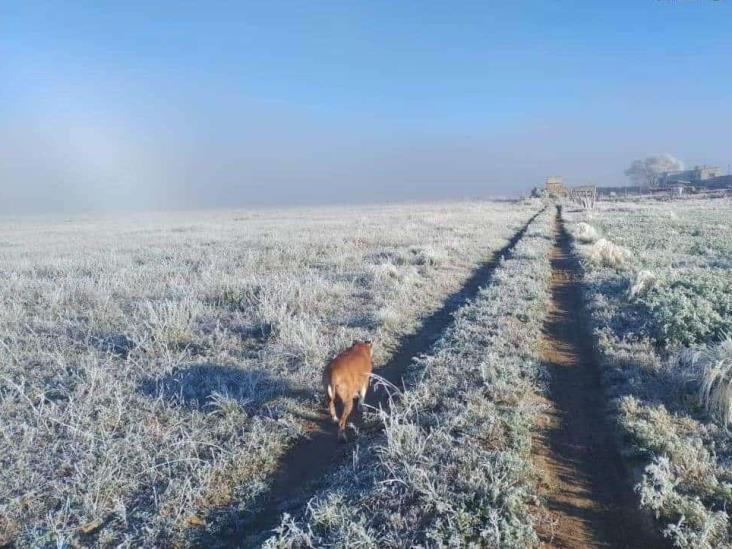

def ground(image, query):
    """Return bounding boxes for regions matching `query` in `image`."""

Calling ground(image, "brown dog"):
[323,340,373,440]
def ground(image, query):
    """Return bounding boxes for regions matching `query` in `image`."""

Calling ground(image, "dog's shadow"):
[138,363,314,414]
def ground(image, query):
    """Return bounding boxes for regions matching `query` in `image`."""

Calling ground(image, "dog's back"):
[323,341,373,439]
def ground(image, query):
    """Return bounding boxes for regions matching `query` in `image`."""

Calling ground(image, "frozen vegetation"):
[267,208,553,547]
[566,196,732,547]
[574,222,599,244]
[0,200,542,546]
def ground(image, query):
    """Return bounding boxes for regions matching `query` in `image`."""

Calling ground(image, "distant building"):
[704,175,732,189]
[545,176,567,197]
[597,164,732,197]
[655,165,723,187]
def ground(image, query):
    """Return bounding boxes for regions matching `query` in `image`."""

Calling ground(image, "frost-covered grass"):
[575,222,599,244]
[266,208,553,548]
[565,196,732,547]
[586,238,632,269]
[0,200,542,547]
[698,340,732,429]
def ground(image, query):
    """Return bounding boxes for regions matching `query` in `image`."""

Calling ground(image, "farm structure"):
[594,164,732,198]
[655,165,722,187]
[545,175,568,197]
[568,185,597,208]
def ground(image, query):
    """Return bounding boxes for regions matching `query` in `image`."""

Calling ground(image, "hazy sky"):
[2,1,731,213]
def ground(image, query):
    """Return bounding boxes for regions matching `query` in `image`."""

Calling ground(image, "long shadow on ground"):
[196,207,545,548]
[534,206,667,548]
[139,363,313,413]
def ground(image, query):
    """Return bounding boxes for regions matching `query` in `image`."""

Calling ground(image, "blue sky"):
[2,1,731,212]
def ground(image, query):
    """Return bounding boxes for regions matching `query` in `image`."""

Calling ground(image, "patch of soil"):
[196,208,545,548]
[533,207,666,548]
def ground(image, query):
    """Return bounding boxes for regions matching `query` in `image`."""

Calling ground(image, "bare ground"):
[533,207,666,548]
[196,208,545,548]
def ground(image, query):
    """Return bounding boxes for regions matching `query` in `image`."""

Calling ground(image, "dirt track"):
[533,207,665,548]
[196,209,544,548]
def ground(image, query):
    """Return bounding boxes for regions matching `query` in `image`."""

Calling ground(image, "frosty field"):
[4,195,732,549]
[567,196,732,547]
[0,200,541,547]
[268,206,554,547]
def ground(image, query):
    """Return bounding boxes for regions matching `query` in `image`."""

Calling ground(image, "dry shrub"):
[575,222,599,243]
[0,517,20,547]
[587,238,632,269]
[698,339,732,427]
[628,269,657,299]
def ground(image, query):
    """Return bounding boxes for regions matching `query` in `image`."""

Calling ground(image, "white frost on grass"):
[267,208,553,547]
[698,339,732,428]
[565,196,732,547]
[586,238,632,269]
[0,200,543,546]
[628,269,658,299]
[575,222,599,243]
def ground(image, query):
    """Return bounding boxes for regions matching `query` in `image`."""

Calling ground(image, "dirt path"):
[196,208,545,548]
[533,207,665,548]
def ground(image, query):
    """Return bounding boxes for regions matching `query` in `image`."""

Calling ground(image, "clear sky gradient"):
[2,1,731,213]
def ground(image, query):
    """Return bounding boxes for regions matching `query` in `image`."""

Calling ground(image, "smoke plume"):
[624,153,684,187]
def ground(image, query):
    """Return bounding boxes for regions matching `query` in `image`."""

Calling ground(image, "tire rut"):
[197,207,545,548]
[533,206,666,548]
